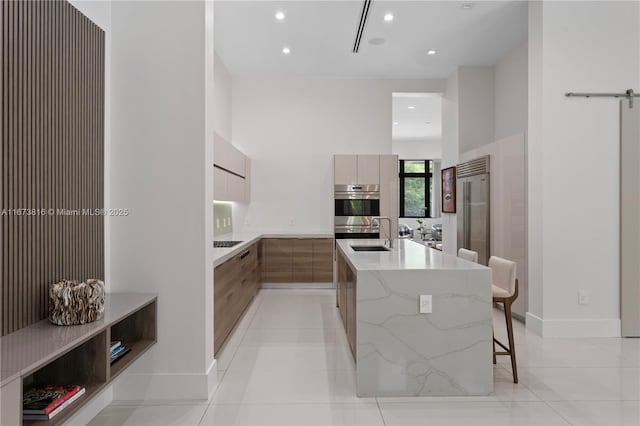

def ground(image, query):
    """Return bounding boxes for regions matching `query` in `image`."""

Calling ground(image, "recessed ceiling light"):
[275,11,285,20]
[461,3,476,10]
[282,46,291,54]
[383,13,394,22]
[393,121,399,125]
[408,106,415,110]
[427,50,437,55]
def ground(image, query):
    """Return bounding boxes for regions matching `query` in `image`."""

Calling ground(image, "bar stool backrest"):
[458,248,478,263]
[489,256,517,297]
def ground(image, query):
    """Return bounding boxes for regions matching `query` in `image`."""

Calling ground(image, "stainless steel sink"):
[350,245,391,252]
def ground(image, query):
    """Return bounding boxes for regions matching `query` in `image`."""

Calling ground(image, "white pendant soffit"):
[214,0,527,79]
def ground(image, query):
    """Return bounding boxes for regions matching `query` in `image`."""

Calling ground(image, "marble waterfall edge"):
[356,268,493,397]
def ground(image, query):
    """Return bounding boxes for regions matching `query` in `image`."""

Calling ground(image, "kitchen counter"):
[213,231,333,267]
[336,239,493,397]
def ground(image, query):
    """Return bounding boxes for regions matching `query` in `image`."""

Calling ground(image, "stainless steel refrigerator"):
[456,156,490,265]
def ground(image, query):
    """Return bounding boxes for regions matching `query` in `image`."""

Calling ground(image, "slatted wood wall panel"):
[0,0,105,336]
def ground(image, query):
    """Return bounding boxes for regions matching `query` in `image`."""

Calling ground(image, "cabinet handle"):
[240,250,250,259]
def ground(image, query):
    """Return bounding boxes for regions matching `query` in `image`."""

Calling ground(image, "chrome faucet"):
[372,216,393,248]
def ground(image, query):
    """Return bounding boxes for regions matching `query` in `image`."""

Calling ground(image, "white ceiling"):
[214,1,528,79]
[392,93,442,140]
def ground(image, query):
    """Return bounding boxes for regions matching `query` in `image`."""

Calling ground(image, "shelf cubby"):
[0,293,157,425]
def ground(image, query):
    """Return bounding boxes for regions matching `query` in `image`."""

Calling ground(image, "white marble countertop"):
[336,238,488,272]
[213,231,333,267]
[0,293,156,387]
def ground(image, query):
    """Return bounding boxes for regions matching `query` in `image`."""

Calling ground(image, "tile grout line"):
[197,292,269,424]
[375,397,388,426]
[498,363,575,426]
[208,290,267,402]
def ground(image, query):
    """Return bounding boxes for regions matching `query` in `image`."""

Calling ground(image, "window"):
[399,160,433,218]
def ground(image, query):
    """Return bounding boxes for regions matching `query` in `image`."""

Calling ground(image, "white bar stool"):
[458,248,478,263]
[489,255,519,383]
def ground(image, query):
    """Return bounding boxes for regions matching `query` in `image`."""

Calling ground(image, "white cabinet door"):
[334,155,357,185]
[214,167,228,201]
[380,155,399,238]
[226,145,246,177]
[214,133,246,177]
[244,157,251,202]
[227,174,246,202]
[357,155,380,185]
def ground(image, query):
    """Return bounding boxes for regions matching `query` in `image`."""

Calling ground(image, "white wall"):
[527,0,640,337]
[458,67,495,154]
[214,52,233,141]
[392,138,442,159]
[494,42,528,141]
[527,0,544,325]
[109,0,215,399]
[441,71,459,255]
[461,134,527,319]
[232,77,444,233]
[68,0,112,292]
[64,2,114,421]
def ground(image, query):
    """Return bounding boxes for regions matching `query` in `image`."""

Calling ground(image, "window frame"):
[399,159,432,218]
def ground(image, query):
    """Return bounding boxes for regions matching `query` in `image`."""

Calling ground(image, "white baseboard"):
[112,369,213,401]
[64,385,113,425]
[526,312,621,338]
[525,312,544,336]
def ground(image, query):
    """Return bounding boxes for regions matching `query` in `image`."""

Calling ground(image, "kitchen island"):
[336,239,493,397]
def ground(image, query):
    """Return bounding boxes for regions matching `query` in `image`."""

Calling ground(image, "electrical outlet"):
[289,218,295,227]
[419,295,432,313]
[578,290,590,305]
[216,218,220,228]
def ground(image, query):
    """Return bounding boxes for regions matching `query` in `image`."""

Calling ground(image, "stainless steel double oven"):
[334,184,380,239]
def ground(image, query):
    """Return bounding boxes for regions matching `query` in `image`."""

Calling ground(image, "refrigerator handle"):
[464,181,471,249]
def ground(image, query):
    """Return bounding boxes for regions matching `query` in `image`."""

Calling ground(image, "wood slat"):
[0,0,105,336]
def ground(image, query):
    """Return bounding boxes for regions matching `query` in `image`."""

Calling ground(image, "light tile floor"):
[89,289,640,426]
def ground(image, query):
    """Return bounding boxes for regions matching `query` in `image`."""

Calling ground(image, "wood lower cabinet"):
[214,242,259,355]
[312,238,334,282]
[337,250,357,359]
[262,238,294,283]
[338,253,348,325]
[293,239,313,282]
[262,238,334,284]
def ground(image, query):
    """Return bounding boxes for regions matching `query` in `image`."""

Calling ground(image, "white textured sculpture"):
[49,279,105,326]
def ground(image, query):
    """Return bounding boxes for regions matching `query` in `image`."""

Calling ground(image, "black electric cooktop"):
[213,240,243,248]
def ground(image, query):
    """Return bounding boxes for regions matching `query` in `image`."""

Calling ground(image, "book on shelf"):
[110,340,122,352]
[110,347,132,365]
[23,385,85,420]
[111,344,126,358]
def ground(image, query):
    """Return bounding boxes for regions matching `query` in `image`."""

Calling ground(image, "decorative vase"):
[49,279,105,326]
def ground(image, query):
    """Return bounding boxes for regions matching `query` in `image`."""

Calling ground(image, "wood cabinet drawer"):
[312,238,334,282]
[214,242,259,355]
[293,239,313,282]
[262,238,293,283]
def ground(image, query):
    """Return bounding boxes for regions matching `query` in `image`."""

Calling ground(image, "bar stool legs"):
[493,279,519,383]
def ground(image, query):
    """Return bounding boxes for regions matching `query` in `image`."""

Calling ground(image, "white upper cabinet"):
[213,133,250,202]
[214,133,246,177]
[214,167,228,200]
[356,155,380,185]
[227,174,245,202]
[334,155,380,185]
[334,155,358,185]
